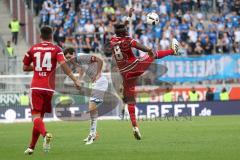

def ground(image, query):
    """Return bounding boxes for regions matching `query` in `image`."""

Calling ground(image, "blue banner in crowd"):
[156,54,240,82]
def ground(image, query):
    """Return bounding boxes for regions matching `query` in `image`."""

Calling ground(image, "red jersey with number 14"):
[110,36,138,73]
[23,41,65,91]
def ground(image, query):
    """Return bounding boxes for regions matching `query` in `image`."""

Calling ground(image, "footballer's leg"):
[43,132,53,152]
[84,101,99,145]
[25,112,49,154]
[24,90,53,154]
[42,112,53,152]
[84,75,108,145]
[127,102,141,140]
[25,90,46,155]
[42,91,54,152]
[155,38,180,59]
[123,78,137,127]
[24,113,41,155]
[123,78,142,140]
[125,55,154,80]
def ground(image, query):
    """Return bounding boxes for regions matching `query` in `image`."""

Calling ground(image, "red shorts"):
[121,55,154,104]
[30,89,54,115]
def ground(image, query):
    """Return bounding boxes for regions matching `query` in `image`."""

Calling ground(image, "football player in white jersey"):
[64,47,108,145]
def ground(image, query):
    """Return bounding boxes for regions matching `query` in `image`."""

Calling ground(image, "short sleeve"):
[57,51,65,62]
[23,50,32,66]
[77,54,96,64]
[56,46,65,63]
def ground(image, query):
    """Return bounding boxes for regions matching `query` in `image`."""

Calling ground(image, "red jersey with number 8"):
[110,36,138,73]
[23,41,65,91]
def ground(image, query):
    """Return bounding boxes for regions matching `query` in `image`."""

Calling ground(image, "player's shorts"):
[121,55,154,104]
[90,75,108,105]
[29,89,54,115]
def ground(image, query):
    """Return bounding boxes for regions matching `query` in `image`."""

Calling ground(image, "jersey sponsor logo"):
[33,47,55,51]
[120,40,131,52]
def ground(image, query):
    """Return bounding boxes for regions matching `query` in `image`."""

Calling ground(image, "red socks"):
[29,118,46,149]
[33,117,46,137]
[29,127,40,149]
[128,104,137,127]
[155,50,174,59]
[29,117,46,149]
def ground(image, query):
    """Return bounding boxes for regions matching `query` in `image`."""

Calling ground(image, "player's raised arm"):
[124,8,134,26]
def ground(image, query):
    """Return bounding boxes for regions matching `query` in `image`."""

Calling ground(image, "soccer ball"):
[146,12,159,25]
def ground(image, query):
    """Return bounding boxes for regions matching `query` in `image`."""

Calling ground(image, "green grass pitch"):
[0,116,240,160]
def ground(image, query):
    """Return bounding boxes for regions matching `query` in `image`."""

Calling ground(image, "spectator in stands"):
[234,0,240,15]
[234,28,240,51]
[194,41,204,55]
[84,20,95,37]
[104,4,115,15]
[33,0,43,16]
[160,35,170,50]
[216,0,224,13]
[54,27,65,47]
[217,33,231,53]
[205,87,214,101]
[180,41,190,56]
[200,0,209,13]
[159,1,167,15]
[39,5,49,27]
[82,37,91,53]
[233,42,240,53]
[36,0,240,55]
[173,0,182,12]
[202,36,214,55]
[92,37,101,52]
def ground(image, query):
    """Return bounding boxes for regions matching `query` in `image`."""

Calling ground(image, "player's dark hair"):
[64,47,75,56]
[114,23,128,37]
[40,26,53,40]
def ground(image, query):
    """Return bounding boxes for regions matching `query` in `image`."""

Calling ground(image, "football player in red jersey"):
[110,8,180,140]
[23,26,81,155]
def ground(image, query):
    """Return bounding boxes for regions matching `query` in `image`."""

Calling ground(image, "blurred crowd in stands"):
[31,0,240,56]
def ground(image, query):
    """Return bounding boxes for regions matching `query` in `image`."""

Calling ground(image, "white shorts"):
[90,75,108,104]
